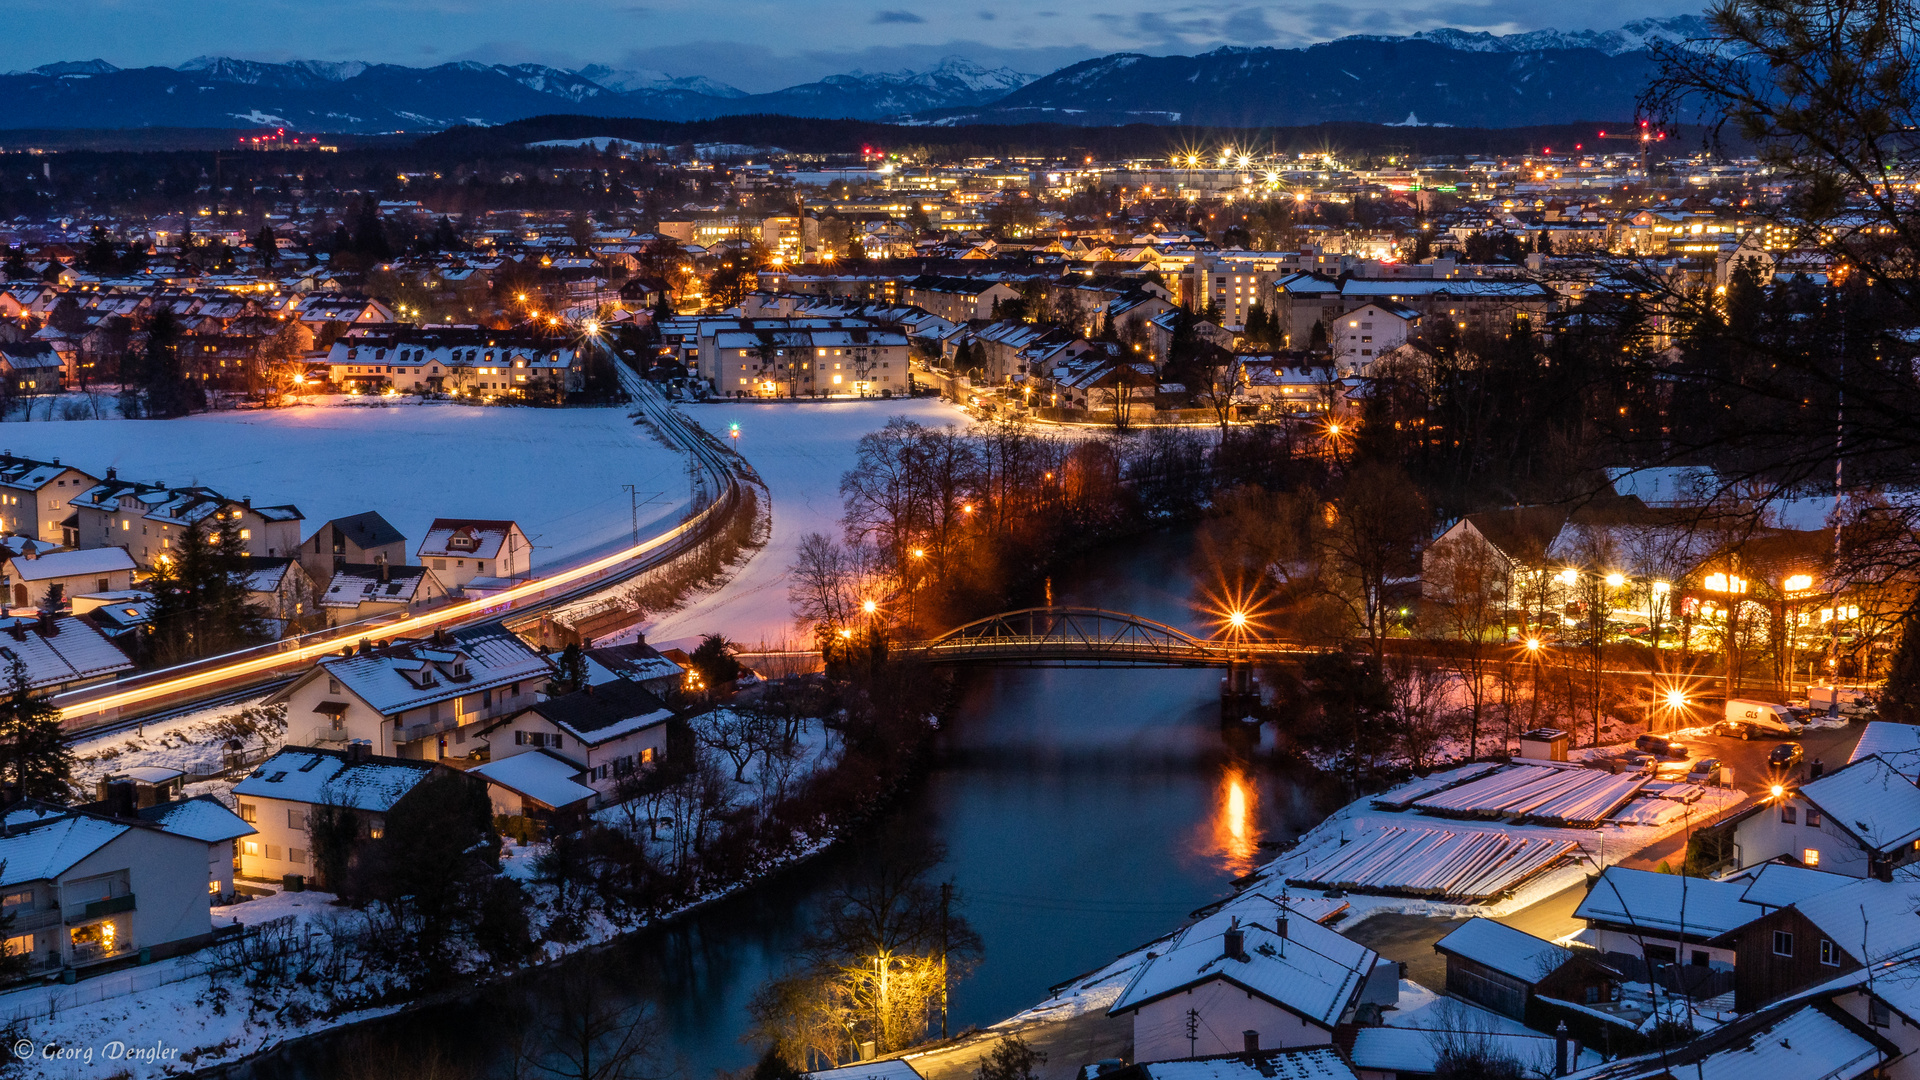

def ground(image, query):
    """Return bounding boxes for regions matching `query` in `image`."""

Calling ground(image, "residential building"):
[482,679,673,807]
[584,640,686,699]
[1330,301,1420,376]
[298,511,408,590]
[1728,755,1920,879]
[902,275,1020,322]
[323,327,581,396]
[416,519,531,591]
[1108,896,1384,1061]
[0,808,219,975]
[2,547,136,610]
[230,743,476,885]
[266,626,551,761]
[1434,918,1621,1029]
[68,473,303,564]
[0,452,97,544]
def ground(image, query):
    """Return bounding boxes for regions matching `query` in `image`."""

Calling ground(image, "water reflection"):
[1203,764,1262,876]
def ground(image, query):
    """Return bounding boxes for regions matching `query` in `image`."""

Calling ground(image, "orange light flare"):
[1204,764,1262,875]
[1199,578,1272,642]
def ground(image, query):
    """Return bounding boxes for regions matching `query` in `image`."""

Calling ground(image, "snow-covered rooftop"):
[1734,862,1854,912]
[0,816,129,885]
[8,546,135,582]
[139,795,255,844]
[0,614,134,689]
[300,625,550,717]
[1435,918,1569,983]
[1123,1048,1356,1080]
[1849,721,1920,779]
[1800,755,1920,853]
[1109,898,1376,1027]
[1575,866,1756,937]
[233,747,436,811]
[471,750,595,810]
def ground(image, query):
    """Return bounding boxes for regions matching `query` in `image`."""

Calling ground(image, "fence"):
[1600,951,1737,1000]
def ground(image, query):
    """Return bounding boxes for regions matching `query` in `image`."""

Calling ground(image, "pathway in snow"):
[4,403,690,569]
[641,398,968,651]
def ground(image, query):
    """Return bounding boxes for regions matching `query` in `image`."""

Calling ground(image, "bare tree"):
[1421,533,1509,757]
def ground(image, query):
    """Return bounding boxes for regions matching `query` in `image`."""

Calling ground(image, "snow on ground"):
[4,402,691,568]
[637,399,968,651]
[70,696,280,797]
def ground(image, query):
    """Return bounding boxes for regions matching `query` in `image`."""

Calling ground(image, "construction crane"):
[1596,120,1668,175]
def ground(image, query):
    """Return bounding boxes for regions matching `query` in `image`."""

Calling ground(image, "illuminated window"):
[1803,848,1821,866]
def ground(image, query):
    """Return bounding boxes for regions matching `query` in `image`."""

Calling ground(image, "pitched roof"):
[287,625,550,717]
[583,641,683,685]
[325,511,407,551]
[418,519,521,561]
[470,750,596,810]
[0,615,134,688]
[8,547,136,582]
[1734,863,1854,912]
[1459,506,1568,561]
[1798,755,1920,853]
[1110,898,1376,1026]
[138,795,256,843]
[232,746,438,811]
[1575,866,1758,938]
[528,680,673,745]
[1435,918,1569,983]
[0,815,130,885]
[1848,721,1920,779]
[1126,1048,1357,1080]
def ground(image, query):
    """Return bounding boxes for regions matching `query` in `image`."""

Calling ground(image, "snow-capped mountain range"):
[0,17,1707,133]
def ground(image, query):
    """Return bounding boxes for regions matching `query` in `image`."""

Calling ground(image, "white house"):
[584,640,685,699]
[0,810,218,975]
[1331,301,1420,376]
[416,519,531,591]
[135,796,256,902]
[267,626,551,761]
[0,452,96,544]
[1108,895,1383,1061]
[1573,865,1780,973]
[481,680,673,809]
[1730,754,1920,878]
[319,561,449,621]
[3,547,136,610]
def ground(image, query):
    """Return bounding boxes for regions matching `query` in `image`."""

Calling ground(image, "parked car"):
[1620,750,1657,774]
[1635,734,1688,759]
[1769,743,1806,770]
[1687,757,1724,781]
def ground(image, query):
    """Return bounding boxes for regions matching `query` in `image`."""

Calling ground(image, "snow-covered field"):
[639,398,969,651]
[3,402,691,568]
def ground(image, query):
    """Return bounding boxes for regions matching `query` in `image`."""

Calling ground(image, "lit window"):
[1804,848,1820,866]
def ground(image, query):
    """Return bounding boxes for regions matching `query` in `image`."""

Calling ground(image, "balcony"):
[63,893,134,923]
[311,725,351,745]
[399,713,462,745]
[5,907,62,933]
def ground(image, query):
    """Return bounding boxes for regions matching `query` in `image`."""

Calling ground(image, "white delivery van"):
[1723,699,1797,738]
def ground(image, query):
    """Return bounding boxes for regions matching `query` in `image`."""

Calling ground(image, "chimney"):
[1554,1022,1569,1077]
[105,466,115,481]
[376,553,389,584]
[106,781,136,820]
[243,496,251,508]
[346,740,371,764]
[1242,1031,1260,1054]
[1276,915,1288,940]
[1224,917,1248,962]
[35,607,55,636]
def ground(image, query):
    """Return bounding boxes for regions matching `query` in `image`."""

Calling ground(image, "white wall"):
[1735,795,1872,877]
[1129,977,1331,1062]
[62,827,212,961]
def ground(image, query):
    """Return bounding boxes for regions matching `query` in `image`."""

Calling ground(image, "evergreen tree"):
[146,513,271,664]
[554,642,589,693]
[142,307,202,418]
[253,225,278,268]
[0,656,73,804]
[1882,610,1920,724]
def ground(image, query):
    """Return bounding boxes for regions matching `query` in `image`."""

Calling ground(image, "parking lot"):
[1608,720,1866,798]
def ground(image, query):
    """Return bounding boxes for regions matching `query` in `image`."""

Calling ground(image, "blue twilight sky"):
[7,0,1692,92]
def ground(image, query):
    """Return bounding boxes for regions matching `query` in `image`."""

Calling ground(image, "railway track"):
[58,365,746,736]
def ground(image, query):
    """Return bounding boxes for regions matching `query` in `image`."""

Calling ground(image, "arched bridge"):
[900,607,1316,668]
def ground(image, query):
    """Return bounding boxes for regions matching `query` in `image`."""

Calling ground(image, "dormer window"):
[451,661,467,678]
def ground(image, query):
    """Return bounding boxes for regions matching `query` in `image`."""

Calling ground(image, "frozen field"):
[641,398,969,651]
[2,403,691,568]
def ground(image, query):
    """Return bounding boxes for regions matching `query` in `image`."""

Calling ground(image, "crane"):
[1596,121,1668,175]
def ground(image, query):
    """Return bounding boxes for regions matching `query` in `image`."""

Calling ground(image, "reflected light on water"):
[1204,765,1261,875]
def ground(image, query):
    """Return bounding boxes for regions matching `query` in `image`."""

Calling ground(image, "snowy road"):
[641,398,969,651]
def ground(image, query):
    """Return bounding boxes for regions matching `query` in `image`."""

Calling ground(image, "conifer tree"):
[0,656,73,804]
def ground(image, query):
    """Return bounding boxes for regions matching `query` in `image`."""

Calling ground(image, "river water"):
[243,530,1337,1079]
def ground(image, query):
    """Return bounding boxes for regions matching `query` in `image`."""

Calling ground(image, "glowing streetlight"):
[1525,638,1541,651]
[1784,573,1814,592]
[1666,689,1687,709]
[911,548,925,559]
[1770,784,1785,799]
[1229,610,1247,629]
[862,599,878,615]
[1605,573,1626,588]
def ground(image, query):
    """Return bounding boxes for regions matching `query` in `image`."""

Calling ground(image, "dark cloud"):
[1221,7,1278,41]
[871,9,926,23]
[607,38,1097,92]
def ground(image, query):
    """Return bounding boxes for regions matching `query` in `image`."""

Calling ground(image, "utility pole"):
[939,880,952,1040]
[1186,1007,1200,1058]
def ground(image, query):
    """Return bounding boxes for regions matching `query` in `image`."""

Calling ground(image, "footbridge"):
[899,607,1316,669]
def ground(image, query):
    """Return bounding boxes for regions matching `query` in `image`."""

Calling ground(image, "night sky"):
[8,0,1696,92]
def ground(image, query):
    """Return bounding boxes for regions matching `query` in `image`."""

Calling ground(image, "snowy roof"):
[138,795,255,843]
[321,563,437,608]
[1575,866,1756,937]
[1435,918,1569,983]
[1576,1003,1889,1080]
[1109,898,1376,1025]
[0,816,129,885]
[529,681,672,746]
[1126,1049,1356,1080]
[1799,755,1920,853]
[804,1063,924,1080]
[296,625,551,717]
[1848,722,1920,779]
[1352,1027,1592,1078]
[233,747,437,811]
[0,615,134,689]
[418,519,521,561]
[471,750,596,810]
[584,641,682,685]
[8,546,135,582]
[1735,863,1854,911]
[1755,876,1920,963]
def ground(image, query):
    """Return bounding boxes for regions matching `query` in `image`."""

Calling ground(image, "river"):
[239,529,1339,1079]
